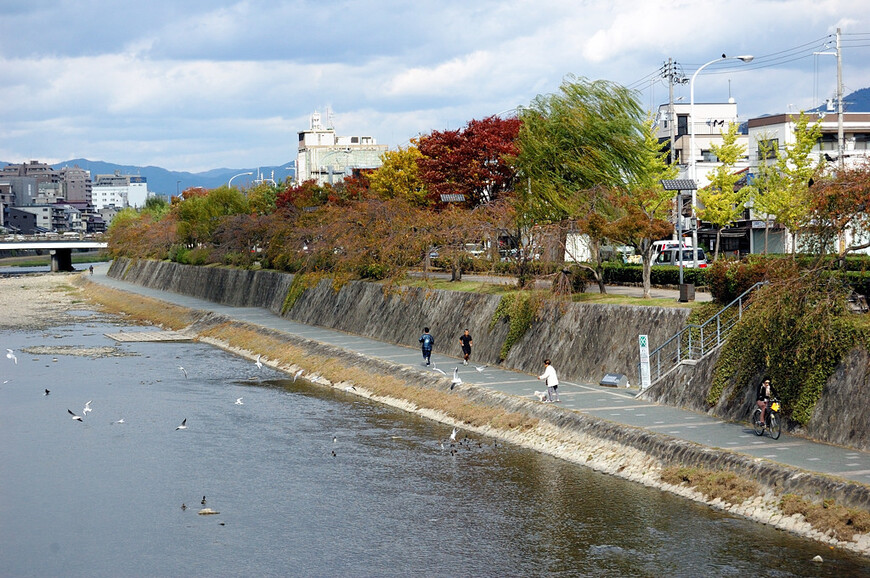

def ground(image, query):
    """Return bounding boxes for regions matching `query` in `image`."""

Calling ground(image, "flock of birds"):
[429,362,487,391]
[3,347,275,429]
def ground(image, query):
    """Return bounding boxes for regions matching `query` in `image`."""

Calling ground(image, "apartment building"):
[295,111,388,186]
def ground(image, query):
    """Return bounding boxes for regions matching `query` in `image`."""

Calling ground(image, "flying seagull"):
[68,409,83,422]
[451,368,462,390]
[450,427,458,442]
[255,355,263,370]
[111,418,125,425]
[431,365,446,375]
[178,366,188,379]
[83,400,92,415]
[292,369,303,383]
[475,365,487,372]
[235,398,244,405]
[6,349,17,364]
[176,418,187,430]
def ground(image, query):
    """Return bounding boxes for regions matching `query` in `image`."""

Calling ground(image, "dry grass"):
[199,322,539,432]
[77,279,199,330]
[660,466,760,505]
[78,281,539,435]
[781,494,870,540]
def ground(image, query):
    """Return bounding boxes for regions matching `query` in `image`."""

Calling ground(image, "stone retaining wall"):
[109,257,689,385]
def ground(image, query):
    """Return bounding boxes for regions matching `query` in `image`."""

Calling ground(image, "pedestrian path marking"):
[724,441,804,451]
[584,404,659,411]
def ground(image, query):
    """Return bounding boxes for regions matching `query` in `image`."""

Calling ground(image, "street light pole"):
[228,171,254,190]
[689,53,753,265]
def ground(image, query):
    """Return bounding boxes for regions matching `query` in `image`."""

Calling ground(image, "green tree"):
[697,123,749,260]
[513,76,647,222]
[750,113,823,254]
[246,181,279,215]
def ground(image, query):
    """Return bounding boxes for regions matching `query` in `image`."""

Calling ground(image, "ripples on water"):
[0,317,868,577]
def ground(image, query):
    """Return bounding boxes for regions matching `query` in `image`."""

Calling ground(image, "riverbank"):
[64,271,870,559]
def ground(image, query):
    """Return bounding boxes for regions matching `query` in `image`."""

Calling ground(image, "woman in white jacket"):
[538,359,560,402]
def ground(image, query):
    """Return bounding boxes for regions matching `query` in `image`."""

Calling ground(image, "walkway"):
[88,264,868,486]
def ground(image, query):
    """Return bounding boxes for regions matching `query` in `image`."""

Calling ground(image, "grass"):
[661,466,760,505]
[76,278,199,330]
[781,494,870,540]
[398,274,702,309]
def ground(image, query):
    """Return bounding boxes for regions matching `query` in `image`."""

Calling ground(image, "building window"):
[351,137,359,143]
[757,138,778,160]
[818,134,837,151]
[701,150,718,162]
[677,115,688,137]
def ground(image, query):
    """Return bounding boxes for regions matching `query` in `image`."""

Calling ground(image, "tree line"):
[107,76,870,299]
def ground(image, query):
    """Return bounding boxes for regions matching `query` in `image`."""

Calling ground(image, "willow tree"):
[697,122,749,260]
[512,76,647,288]
[513,76,647,221]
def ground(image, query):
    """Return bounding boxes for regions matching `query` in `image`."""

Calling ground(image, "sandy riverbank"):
[0,273,93,330]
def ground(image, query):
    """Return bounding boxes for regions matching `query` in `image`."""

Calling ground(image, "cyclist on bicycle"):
[756,378,777,427]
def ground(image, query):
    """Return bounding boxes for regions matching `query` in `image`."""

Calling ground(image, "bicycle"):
[752,398,782,440]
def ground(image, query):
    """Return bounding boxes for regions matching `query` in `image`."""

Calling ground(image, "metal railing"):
[640,281,767,387]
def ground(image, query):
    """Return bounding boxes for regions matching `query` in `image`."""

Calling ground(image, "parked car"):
[654,247,708,268]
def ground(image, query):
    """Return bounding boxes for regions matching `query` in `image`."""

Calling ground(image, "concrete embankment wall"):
[109,257,690,385]
[109,258,293,314]
[646,344,870,451]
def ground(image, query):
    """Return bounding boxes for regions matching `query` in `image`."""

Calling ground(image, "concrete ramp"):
[105,330,191,342]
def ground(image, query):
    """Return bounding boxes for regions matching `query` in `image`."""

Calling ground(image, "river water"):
[1,313,868,577]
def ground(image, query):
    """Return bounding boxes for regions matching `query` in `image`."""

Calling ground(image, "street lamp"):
[689,53,753,264]
[228,171,253,189]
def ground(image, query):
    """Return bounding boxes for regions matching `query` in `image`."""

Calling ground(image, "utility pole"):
[836,27,845,170]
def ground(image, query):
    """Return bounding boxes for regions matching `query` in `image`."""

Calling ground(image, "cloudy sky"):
[1,1,869,173]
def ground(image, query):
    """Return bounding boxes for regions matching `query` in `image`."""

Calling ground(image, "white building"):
[295,111,388,186]
[91,172,148,209]
[655,100,752,189]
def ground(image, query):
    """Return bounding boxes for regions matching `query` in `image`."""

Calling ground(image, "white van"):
[654,247,709,268]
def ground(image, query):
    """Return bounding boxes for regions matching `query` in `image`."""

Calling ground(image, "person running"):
[458,329,473,365]
[419,327,434,366]
[538,358,560,402]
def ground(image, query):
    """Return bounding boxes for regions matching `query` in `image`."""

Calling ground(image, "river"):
[1,311,868,577]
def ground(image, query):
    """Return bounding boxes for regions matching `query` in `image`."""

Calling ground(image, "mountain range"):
[46,159,297,196]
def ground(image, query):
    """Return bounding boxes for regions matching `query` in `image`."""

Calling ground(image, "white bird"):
[292,369,303,382]
[450,427,458,442]
[82,400,92,415]
[235,398,243,405]
[111,418,125,425]
[431,365,446,375]
[475,365,488,372]
[451,368,462,390]
[343,385,356,392]
[6,349,17,364]
[176,418,187,430]
[333,436,337,443]
[255,355,263,370]
[68,409,83,422]
[178,366,188,378]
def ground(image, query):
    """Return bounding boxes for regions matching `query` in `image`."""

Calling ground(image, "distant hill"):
[808,87,870,113]
[0,158,296,196]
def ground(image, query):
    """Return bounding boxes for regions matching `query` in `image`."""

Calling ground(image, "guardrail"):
[639,281,767,388]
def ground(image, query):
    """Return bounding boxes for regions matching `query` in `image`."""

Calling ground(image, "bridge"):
[0,238,108,272]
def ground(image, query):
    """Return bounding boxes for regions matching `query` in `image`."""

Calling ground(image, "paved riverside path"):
[87,264,869,486]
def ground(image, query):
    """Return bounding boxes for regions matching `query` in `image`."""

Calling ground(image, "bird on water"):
[176,418,187,430]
